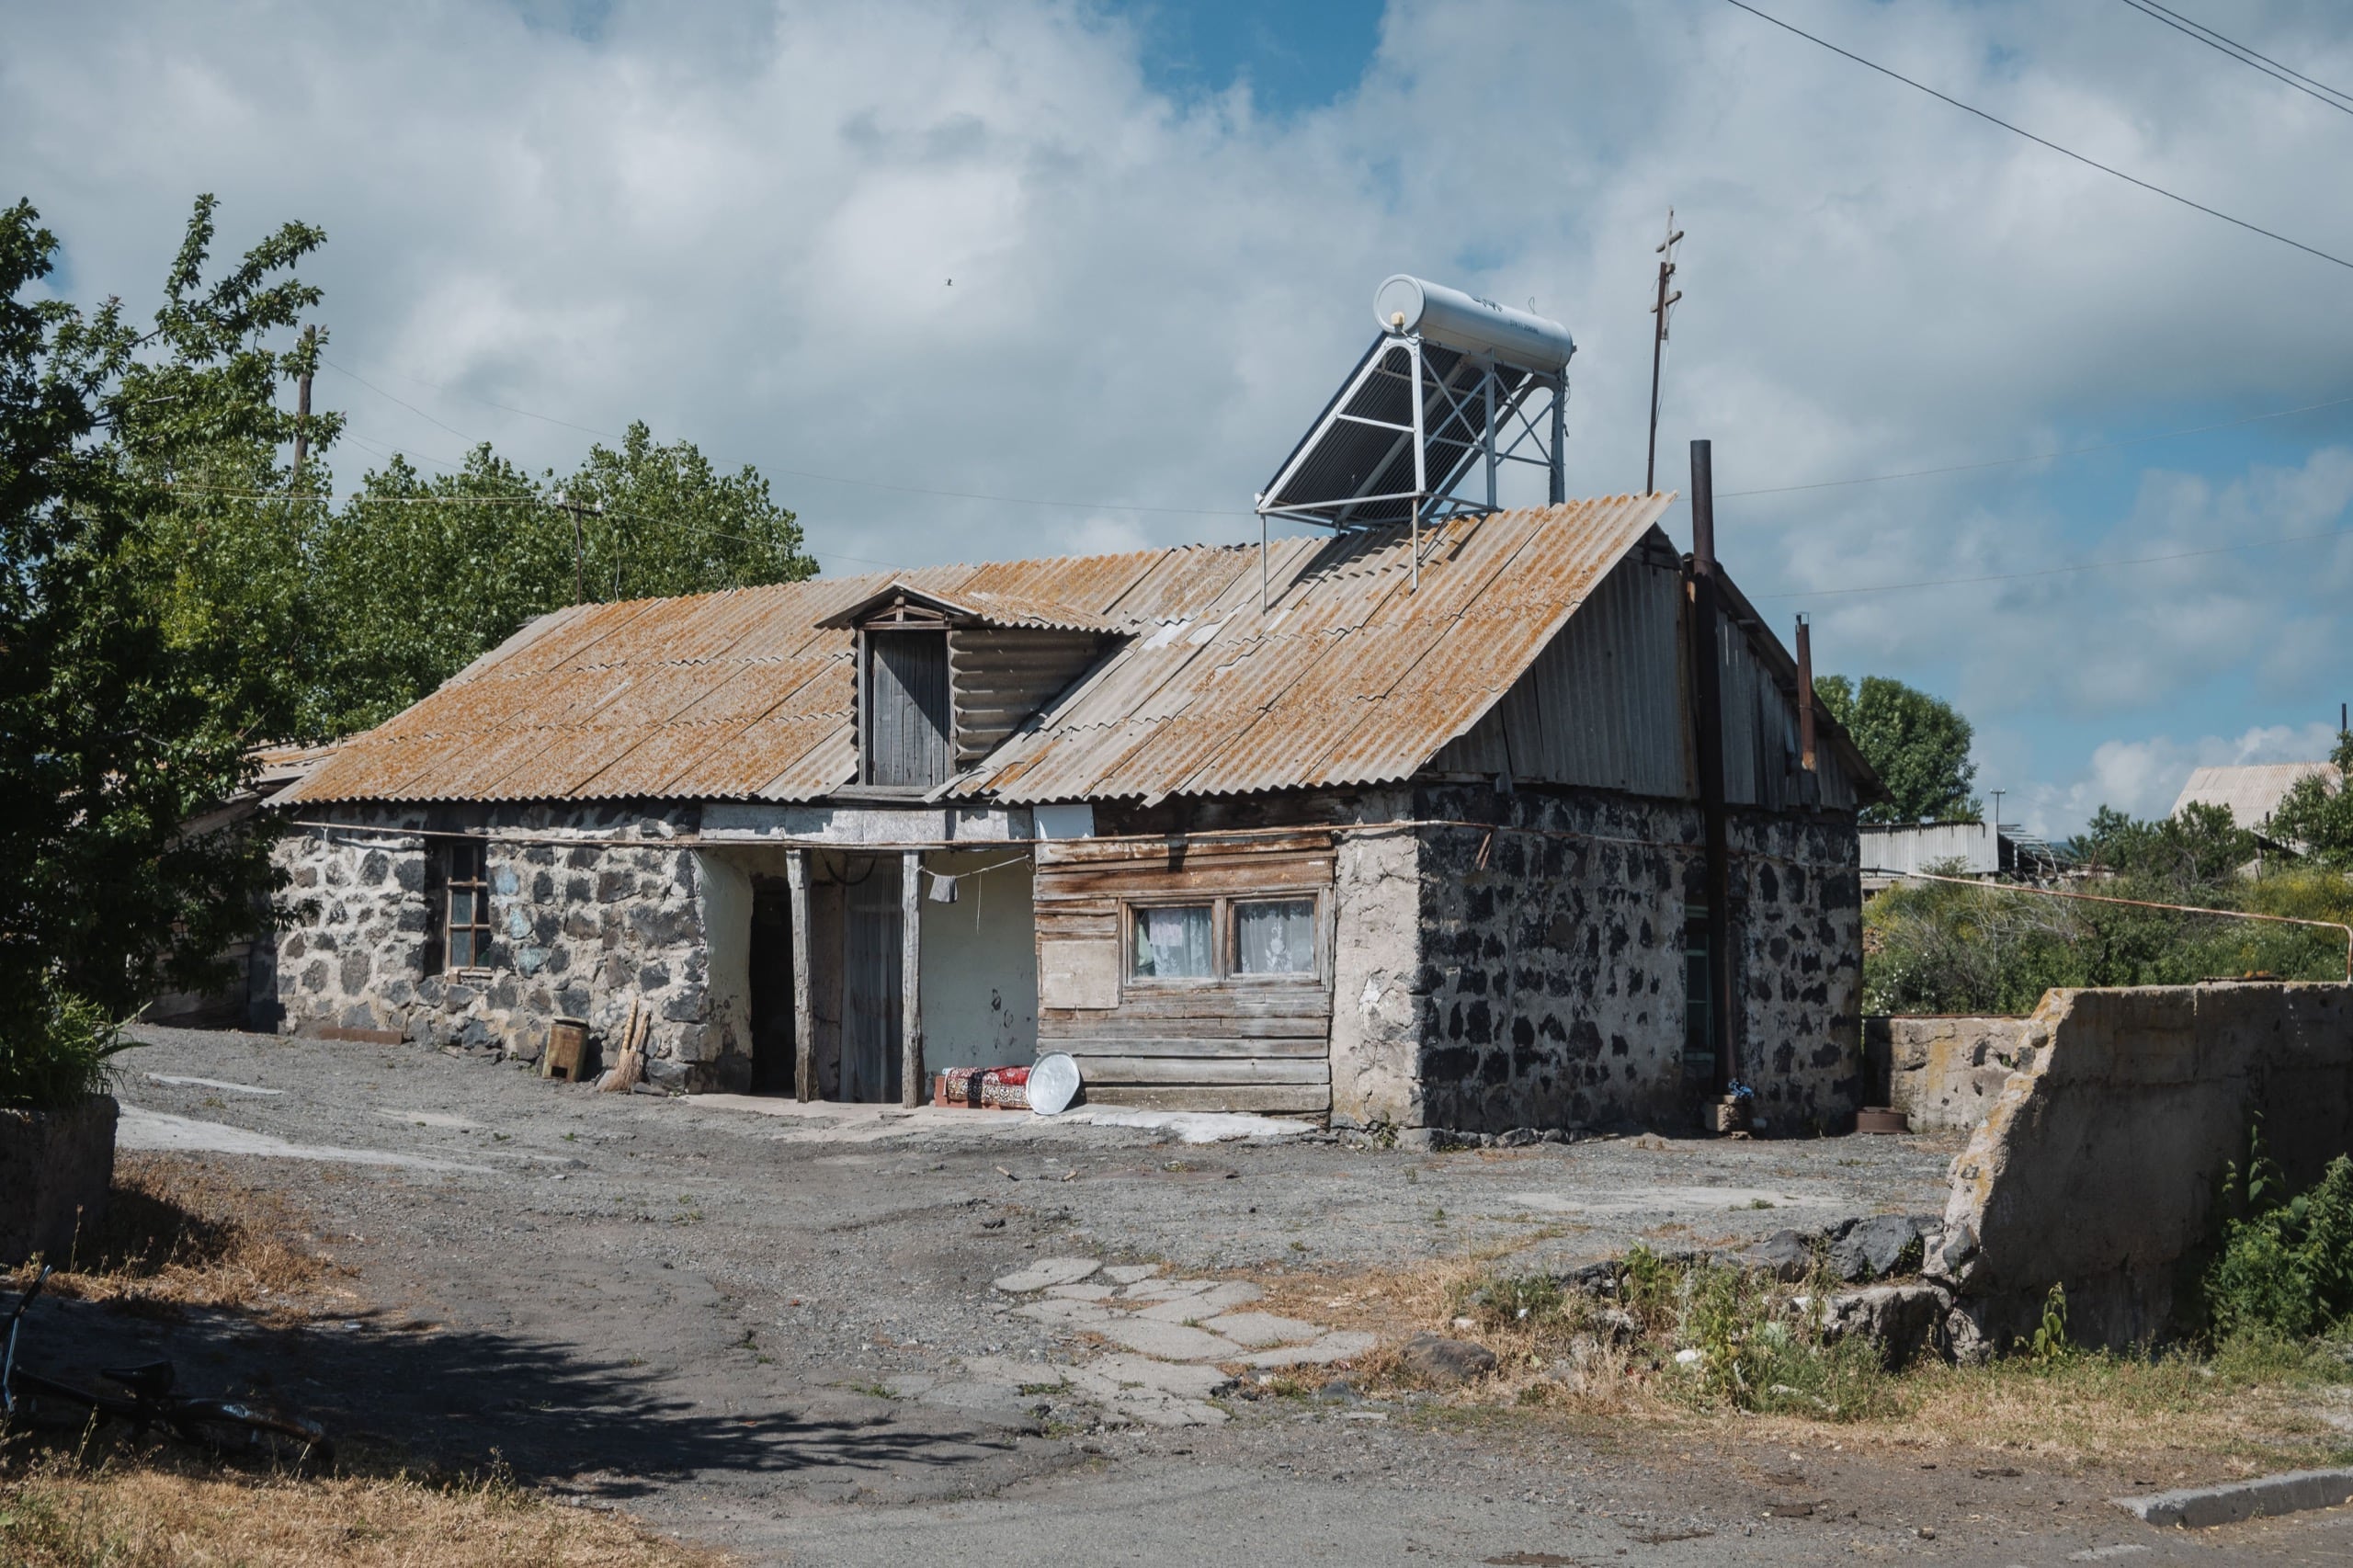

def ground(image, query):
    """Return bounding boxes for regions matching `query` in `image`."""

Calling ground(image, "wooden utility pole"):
[1688,439,1734,1101]
[1645,212,1684,495]
[291,324,315,475]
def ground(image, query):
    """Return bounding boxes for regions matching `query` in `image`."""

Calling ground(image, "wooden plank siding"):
[1034,832,1336,1115]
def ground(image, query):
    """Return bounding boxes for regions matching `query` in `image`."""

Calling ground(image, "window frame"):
[444,838,494,975]
[1119,889,1327,993]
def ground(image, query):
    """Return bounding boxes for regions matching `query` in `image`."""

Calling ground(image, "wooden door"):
[843,873,903,1102]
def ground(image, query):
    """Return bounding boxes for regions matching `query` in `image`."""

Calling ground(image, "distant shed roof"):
[2172,762,2341,830]
[286,494,1841,809]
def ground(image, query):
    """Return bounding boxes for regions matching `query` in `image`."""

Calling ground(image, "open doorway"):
[747,881,795,1094]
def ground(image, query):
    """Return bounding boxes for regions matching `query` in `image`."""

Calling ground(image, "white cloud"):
[2019,720,2343,835]
[6,0,2351,832]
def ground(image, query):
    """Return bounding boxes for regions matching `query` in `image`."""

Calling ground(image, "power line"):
[1720,391,2353,497]
[1720,0,2353,273]
[2116,0,2353,117]
[1755,520,2353,601]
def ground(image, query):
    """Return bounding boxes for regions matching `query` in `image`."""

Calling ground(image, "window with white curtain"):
[1130,903,1213,979]
[1233,898,1315,975]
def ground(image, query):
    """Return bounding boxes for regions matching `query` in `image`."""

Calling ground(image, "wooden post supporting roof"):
[788,849,814,1102]
[900,850,924,1109]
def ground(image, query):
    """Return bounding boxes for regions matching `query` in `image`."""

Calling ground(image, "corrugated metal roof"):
[285,497,1675,807]
[2173,762,2341,829]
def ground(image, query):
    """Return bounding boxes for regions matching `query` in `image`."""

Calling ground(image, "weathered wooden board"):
[1038,938,1120,1010]
[1070,1056,1330,1086]
[1082,1084,1330,1114]
[1044,1035,1328,1058]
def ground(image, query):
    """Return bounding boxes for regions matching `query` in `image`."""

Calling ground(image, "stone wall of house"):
[259,802,753,1091]
[1343,785,1862,1137]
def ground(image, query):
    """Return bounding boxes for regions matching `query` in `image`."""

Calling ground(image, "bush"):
[0,988,133,1109]
[2202,1148,2353,1340]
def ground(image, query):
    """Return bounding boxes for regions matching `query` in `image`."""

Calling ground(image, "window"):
[1682,903,1712,1067]
[1124,893,1322,985]
[1130,903,1212,979]
[445,839,494,971]
[863,629,951,789]
[1233,899,1315,975]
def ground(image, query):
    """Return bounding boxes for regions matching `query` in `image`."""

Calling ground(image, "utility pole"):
[554,489,597,605]
[1645,211,1684,495]
[291,324,315,475]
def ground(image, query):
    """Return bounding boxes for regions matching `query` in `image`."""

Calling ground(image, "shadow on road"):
[19,1290,1003,1498]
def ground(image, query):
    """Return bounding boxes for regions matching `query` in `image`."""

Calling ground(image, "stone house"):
[262,495,1883,1134]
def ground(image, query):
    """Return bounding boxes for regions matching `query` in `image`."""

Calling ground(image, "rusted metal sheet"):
[284,496,1681,808]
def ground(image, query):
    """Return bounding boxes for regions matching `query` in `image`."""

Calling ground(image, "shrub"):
[0,988,133,1109]
[2202,1136,2353,1340]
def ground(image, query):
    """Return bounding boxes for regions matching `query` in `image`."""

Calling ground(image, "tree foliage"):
[2268,730,2353,869]
[0,197,311,1068]
[1813,674,1979,824]
[1864,797,2351,1016]
[301,425,811,739]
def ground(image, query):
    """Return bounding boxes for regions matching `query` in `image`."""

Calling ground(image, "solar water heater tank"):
[1373,274,1575,374]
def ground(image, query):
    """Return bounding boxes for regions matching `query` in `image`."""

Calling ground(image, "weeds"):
[0,990,135,1110]
[2202,1135,2353,1340]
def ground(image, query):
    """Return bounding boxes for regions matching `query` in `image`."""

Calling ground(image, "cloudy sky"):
[8,0,2351,835]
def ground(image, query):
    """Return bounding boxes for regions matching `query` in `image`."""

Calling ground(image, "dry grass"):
[9,1154,357,1320]
[0,1452,719,1567]
[1240,1254,2353,1471]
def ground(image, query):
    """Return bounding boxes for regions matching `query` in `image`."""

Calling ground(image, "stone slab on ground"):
[1135,1282,1262,1321]
[1201,1312,1324,1348]
[1097,1315,1246,1362]
[995,1256,1101,1292]
[1102,1264,1161,1284]
[1244,1331,1377,1369]
[1014,1298,1117,1327]
[2110,1468,2353,1528]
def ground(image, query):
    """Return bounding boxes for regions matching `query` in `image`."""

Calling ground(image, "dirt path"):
[34,1025,2346,1564]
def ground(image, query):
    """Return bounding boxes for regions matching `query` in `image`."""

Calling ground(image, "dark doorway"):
[748,881,795,1095]
[843,871,903,1103]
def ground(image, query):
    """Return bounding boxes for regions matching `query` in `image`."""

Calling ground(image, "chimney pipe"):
[1795,614,1816,775]
[1686,440,1735,1102]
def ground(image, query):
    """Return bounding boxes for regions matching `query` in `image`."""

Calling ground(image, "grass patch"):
[0,1449,716,1566]
[1249,1251,2353,1467]
[9,1154,352,1320]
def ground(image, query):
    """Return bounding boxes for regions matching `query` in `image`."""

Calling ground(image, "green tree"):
[0,196,312,1058]
[2268,730,2353,869]
[2075,801,2256,890]
[301,422,813,737]
[1813,674,1980,824]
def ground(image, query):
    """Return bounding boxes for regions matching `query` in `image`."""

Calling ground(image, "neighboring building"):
[262,497,1884,1135]
[1858,820,2069,894]
[2172,762,2342,846]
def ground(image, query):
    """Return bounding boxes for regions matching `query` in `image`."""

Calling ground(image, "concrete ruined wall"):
[1865,1015,2037,1131]
[1935,982,2353,1350]
[262,802,751,1091]
[1384,787,1864,1136]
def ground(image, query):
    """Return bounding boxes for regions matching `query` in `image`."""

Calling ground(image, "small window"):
[1233,898,1315,975]
[1129,903,1213,979]
[1682,903,1712,1066]
[446,840,494,971]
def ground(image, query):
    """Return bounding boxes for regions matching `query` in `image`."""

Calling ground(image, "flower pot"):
[0,1093,119,1267]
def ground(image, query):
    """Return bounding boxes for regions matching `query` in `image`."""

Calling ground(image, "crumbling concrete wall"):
[1934,982,2353,1350]
[1386,787,1862,1136]
[1329,826,1425,1129]
[1865,1015,2037,1131]
[263,803,750,1091]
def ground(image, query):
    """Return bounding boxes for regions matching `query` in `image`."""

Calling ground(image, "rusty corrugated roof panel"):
[281,496,1674,807]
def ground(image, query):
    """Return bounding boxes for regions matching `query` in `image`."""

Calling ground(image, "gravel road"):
[28,1025,2347,1565]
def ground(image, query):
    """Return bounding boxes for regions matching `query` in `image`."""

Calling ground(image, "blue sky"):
[6,0,2350,834]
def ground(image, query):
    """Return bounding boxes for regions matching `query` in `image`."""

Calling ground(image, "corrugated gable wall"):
[1434,535,1859,811]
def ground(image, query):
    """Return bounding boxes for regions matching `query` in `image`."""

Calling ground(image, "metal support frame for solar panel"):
[1254,331,1566,597]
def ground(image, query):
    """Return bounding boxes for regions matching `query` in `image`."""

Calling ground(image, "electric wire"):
[2114,0,2353,117]
[1754,521,2353,601]
[1720,0,2353,273]
[1718,392,2353,497]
